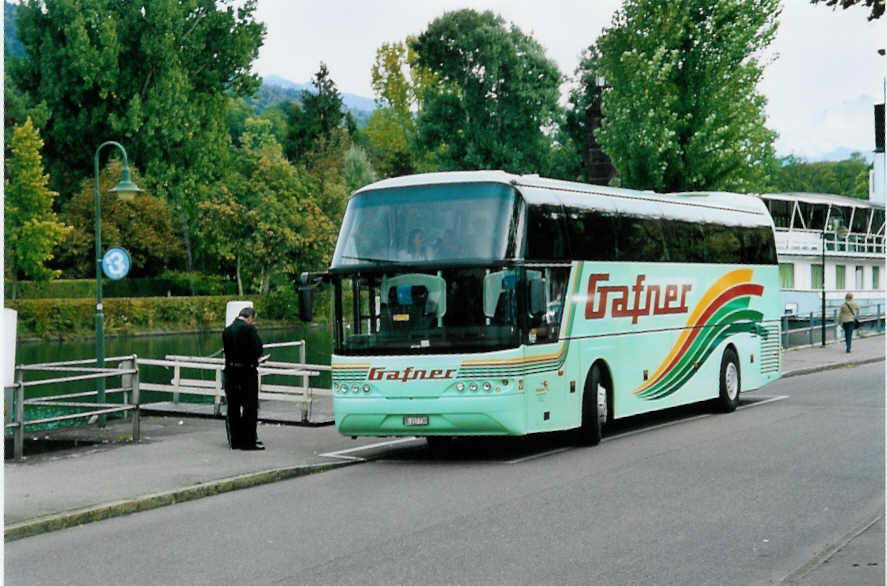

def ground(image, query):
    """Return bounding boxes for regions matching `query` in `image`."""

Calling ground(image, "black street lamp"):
[94,142,142,416]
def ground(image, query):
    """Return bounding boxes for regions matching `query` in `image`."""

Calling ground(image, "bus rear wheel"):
[716,348,741,413]
[577,365,607,446]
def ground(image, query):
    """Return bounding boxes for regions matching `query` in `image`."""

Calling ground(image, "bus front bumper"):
[333,394,526,436]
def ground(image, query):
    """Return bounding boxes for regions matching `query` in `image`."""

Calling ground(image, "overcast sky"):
[252,0,885,161]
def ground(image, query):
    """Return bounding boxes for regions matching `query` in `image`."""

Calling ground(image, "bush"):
[5,274,237,299]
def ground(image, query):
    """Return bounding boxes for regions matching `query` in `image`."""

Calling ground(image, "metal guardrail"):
[141,339,331,422]
[781,304,885,349]
[4,355,140,462]
[5,341,332,461]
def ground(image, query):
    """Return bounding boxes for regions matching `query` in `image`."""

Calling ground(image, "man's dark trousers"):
[225,367,258,448]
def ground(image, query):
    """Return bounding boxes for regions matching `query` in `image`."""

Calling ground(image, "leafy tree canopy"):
[4,117,71,294]
[594,0,780,193]
[55,160,183,278]
[771,153,871,198]
[198,127,337,294]
[410,9,562,174]
[11,0,265,201]
[285,63,348,162]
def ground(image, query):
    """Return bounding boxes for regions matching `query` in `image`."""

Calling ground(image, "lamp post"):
[821,216,848,346]
[94,142,141,415]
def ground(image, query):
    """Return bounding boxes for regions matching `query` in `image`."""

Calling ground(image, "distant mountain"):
[262,75,377,114]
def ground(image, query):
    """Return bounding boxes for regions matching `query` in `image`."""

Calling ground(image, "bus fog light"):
[469,382,478,392]
[456,382,465,392]
[482,382,492,392]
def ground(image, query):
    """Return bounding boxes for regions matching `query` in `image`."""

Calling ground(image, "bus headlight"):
[352,385,360,393]
[456,382,465,392]
[469,382,478,392]
[362,384,371,393]
[482,382,492,392]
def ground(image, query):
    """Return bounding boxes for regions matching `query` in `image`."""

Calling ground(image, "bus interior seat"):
[381,285,435,330]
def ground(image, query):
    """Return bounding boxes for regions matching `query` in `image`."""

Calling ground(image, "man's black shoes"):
[241,441,265,451]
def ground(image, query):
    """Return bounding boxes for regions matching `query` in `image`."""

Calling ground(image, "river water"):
[16,322,334,373]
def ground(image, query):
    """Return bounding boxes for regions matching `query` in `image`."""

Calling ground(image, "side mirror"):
[298,286,314,322]
[529,279,545,315]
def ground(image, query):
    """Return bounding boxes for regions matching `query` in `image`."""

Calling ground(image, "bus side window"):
[565,208,616,261]
[526,205,569,261]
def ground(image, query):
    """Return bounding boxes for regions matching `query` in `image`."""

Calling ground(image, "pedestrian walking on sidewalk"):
[838,292,860,353]
[222,306,265,450]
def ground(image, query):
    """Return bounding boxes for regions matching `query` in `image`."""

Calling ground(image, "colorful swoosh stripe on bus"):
[332,362,372,383]
[633,268,766,400]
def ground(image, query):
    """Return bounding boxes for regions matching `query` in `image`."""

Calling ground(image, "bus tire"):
[716,348,741,413]
[577,365,607,446]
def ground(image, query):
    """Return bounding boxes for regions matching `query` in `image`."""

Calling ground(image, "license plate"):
[403,415,429,426]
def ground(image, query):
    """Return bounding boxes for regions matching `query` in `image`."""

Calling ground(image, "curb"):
[782,356,885,379]
[4,459,359,542]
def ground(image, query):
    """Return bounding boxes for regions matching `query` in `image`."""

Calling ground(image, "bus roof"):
[353,171,773,228]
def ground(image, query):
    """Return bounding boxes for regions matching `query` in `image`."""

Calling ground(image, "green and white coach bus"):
[300,171,782,445]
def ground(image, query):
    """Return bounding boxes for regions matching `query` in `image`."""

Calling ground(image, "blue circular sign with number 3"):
[102,247,131,280]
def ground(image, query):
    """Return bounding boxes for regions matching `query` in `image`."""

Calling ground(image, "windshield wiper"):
[342,255,393,264]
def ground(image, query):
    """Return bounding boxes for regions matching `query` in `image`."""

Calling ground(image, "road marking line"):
[604,412,714,442]
[507,446,574,465]
[320,437,421,460]
[737,394,789,409]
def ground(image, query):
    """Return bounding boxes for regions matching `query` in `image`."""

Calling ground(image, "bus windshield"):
[331,182,521,268]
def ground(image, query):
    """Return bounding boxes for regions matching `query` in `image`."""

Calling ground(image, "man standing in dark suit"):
[222,306,265,450]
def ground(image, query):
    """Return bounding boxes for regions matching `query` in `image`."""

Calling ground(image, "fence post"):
[131,357,140,442]
[120,359,131,419]
[833,308,839,344]
[14,367,24,462]
[214,368,222,417]
[879,304,883,332]
[781,315,787,349]
[809,312,814,346]
[299,342,310,423]
[172,364,180,404]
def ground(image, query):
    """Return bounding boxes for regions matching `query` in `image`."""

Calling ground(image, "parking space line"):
[506,446,574,465]
[604,412,714,442]
[737,394,789,409]
[320,437,421,461]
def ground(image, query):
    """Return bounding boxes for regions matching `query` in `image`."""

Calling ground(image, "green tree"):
[343,144,378,194]
[285,63,346,162]
[11,0,265,204]
[4,117,71,298]
[3,61,50,158]
[410,9,562,174]
[199,125,338,295]
[593,0,780,192]
[771,153,871,198]
[55,160,183,278]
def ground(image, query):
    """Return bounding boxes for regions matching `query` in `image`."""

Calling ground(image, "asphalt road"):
[6,363,884,586]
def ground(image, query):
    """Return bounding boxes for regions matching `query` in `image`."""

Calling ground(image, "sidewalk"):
[5,334,884,542]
